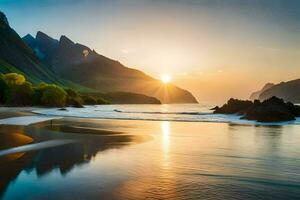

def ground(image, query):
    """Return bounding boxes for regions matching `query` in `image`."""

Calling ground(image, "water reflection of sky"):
[1,119,300,199]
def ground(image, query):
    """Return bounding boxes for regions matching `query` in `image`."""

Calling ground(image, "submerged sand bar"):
[0,106,62,125]
[0,139,76,156]
[0,116,62,125]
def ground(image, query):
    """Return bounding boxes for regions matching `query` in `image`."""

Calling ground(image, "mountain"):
[249,83,274,100]
[95,92,161,104]
[24,32,198,103]
[0,12,60,84]
[259,79,300,103]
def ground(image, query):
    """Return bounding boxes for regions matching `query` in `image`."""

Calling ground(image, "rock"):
[213,98,253,115]
[210,106,219,110]
[72,102,84,108]
[214,96,300,122]
[58,108,67,111]
[242,105,295,123]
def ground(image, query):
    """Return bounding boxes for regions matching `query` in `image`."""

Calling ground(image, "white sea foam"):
[33,104,300,126]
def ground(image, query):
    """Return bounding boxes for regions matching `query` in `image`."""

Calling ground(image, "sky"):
[1,0,300,103]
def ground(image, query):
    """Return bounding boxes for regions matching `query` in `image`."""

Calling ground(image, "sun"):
[161,74,171,84]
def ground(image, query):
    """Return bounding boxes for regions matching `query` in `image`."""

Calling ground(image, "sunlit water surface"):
[0,117,299,200]
[33,104,300,125]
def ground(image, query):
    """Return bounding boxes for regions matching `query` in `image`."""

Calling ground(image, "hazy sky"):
[1,0,300,103]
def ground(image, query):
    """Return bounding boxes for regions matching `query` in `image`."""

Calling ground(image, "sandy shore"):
[0,106,39,114]
[0,107,61,159]
[0,108,150,161]
[0,106,63,125]
[0,107,37,119]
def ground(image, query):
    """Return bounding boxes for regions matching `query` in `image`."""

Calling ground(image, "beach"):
[0,106,300,199]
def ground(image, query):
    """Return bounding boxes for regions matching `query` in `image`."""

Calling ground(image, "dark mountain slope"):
[259,79,300,103]
[249,83,275,100]
[0,11,172,104]
[24,32,198,103]
[0,12,60,83]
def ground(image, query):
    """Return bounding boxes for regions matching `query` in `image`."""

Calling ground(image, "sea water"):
[34,104,300,125]
[1,105,300,199]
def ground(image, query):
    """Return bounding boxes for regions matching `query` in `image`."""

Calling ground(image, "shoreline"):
[1,108,299,199]
[0,106,62,125]
[0,106,299,126]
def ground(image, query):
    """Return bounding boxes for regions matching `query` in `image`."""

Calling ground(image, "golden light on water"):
[161,121,170,167]
[161,121,170,147]
[161,75,171,84]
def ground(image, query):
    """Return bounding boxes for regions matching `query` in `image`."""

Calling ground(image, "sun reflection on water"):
[161,121,170,168]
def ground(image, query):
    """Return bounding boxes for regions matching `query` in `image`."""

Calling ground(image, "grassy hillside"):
[0,11,61,84]
[85,92,161,104]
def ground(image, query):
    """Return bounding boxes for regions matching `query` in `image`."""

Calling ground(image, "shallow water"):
[1,119,300,199]
[34,104,300,125]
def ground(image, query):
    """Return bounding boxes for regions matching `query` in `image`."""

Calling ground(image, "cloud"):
[121,49,129,54]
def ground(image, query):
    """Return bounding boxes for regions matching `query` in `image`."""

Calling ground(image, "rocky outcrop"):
[213,96,300,122]
[212,98,253,115]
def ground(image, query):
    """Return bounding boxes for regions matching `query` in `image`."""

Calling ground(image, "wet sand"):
[0,107,49,158]
[0,116,152,160]
[0,108,37,162]
[0,116,154,199]
[0,106,38,118]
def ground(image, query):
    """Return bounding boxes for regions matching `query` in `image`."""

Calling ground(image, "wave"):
[113,109,211,115]
[32,105,300,126]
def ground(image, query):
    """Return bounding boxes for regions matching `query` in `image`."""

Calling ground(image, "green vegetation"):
[81,95,97,105]
[104,92,161,104]
[81,92,160,104]
[40,85,67,107]
[0,73,110,107]
[0,75,9,103]
[3,73,25,85]
[65,88,83,108]
[97,97,109,104]
[81,94,109,105]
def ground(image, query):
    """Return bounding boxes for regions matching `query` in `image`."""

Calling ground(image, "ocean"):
[34,104,300,125]
[1,104,300,199]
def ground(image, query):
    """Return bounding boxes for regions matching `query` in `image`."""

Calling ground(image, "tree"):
[32,82,48,105]
[41,85,67,107]
[81,95,97,105]
[97,97,109,105]
[0,76,9,104]
[65,88,83,107]
[7,81,34,105]
[16,82,34,105]
[2,73,25,86]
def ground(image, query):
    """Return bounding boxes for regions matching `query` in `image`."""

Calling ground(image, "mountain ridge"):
[249,83,275,100]
[0,11,61,84]
[24,31,198,103]
[259,79,300,103]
